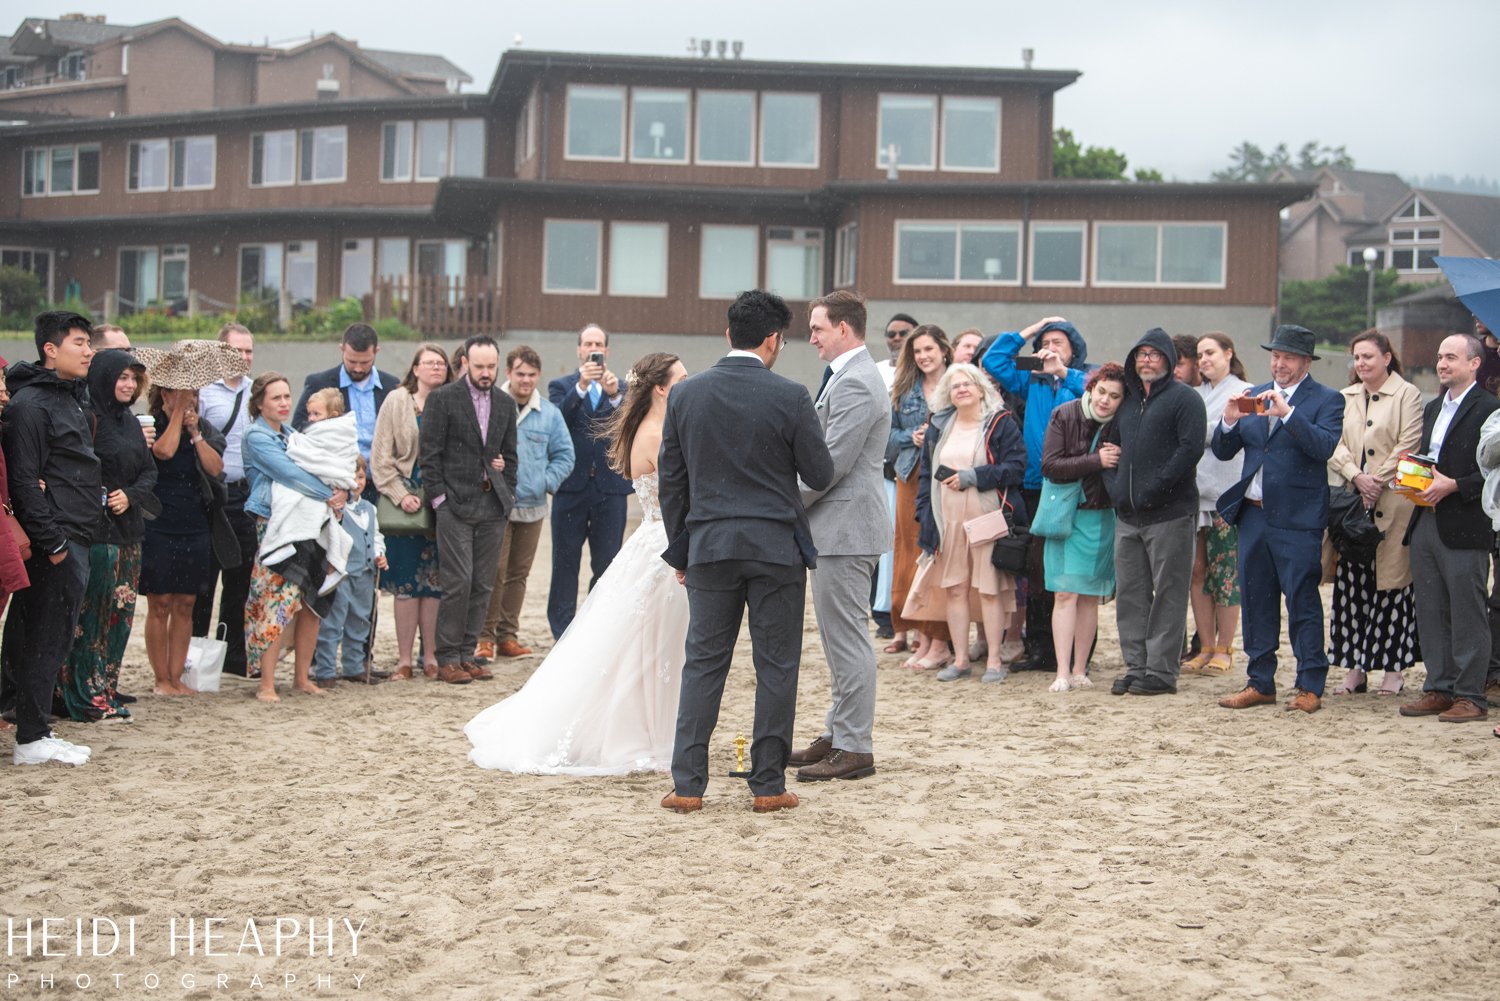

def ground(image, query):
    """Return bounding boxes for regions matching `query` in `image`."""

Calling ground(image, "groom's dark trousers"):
[673,559,804,798]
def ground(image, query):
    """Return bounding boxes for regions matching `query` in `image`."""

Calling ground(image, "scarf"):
[1080,393,1114,425]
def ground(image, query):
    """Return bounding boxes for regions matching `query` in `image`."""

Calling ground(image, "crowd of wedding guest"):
[3,298,1500,766]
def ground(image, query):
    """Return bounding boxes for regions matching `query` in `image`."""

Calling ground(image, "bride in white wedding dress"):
[466,352,689,774]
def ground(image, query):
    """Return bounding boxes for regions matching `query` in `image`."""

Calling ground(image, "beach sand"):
[3,518,1497,1000]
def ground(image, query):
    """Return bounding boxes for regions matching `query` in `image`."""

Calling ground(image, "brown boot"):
[795,749,875,782]
[787,736,833,767]
[1399,691,1454,717]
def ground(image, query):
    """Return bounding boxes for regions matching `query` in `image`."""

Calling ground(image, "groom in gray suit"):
[790,291,893,781]
[658,290,834,815]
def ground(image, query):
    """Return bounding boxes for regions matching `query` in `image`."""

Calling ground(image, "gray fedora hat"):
[1262,324,1319,361]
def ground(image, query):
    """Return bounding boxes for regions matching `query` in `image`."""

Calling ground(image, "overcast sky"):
[39,0,1495,182]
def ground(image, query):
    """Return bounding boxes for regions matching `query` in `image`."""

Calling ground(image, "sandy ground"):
[3,512,1498,1001]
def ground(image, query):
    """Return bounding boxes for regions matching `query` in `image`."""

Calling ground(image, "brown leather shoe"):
[660,791,703,814]
[752,791,799,813]
[1218,685,1276,709]
[796,749,875,782]
[473,641,495,662]
[1485,679,1500,703]
[1399,691,1455,717]
[391,664,413,681]
[787,736,834,767]
[1284,688,1321,714]
[462,660,494,681]
[437,663,472,685]
[1438,698,1489,723]
[495,639,534,658]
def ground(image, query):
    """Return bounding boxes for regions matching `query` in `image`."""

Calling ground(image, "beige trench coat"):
[1323,371,1423,589]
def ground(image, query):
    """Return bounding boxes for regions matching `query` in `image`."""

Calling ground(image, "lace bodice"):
[633,472,660,523]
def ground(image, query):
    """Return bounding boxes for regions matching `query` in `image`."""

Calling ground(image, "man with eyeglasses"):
[1102,328,1206,697]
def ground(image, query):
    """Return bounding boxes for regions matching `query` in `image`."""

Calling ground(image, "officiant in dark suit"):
[1212,324,1344,714]
[657,290,834,816]
[420,336,518,686]
[546,323,632,639]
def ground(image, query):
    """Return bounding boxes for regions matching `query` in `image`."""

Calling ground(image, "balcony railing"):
[369,274,499,338]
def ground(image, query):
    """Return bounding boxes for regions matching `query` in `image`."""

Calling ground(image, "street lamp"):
[1362,246,1379,329]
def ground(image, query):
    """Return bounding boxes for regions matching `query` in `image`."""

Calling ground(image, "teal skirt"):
[1044,507,1116,597]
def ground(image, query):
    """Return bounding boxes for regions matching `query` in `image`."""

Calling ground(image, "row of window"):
[19,119,485,196]
[1346,246,1442,273]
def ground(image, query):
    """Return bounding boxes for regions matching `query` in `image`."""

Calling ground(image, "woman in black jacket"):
[914,363,1027,684]
[59,350,160,721]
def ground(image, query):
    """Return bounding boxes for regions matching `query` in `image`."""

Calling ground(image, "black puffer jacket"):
[1104,328,1206,526]
[3,360,103,553]
[87,350,160,545]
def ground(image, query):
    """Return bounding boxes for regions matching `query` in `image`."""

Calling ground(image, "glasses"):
[1136,348,1165,361]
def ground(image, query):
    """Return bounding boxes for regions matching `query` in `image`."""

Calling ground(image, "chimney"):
[1022,47,1034,70]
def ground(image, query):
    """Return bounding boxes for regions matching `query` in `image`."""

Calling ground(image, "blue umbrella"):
[1435,256,1500,333]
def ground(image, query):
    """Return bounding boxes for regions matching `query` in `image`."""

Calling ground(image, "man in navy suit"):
[1212,324,1345,714]
[292,323,398,502]
[546,323,632,638]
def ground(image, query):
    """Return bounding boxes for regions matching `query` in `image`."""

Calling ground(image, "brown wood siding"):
[213,51,255,108]
[0,82,124,118]
[852,192,1282,307]
[126,29,217,116]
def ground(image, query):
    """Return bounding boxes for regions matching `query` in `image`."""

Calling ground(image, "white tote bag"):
[182,626,227,693]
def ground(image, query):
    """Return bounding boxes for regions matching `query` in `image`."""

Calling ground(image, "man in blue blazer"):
[546,323,632,638]
[1211,325,1345,714]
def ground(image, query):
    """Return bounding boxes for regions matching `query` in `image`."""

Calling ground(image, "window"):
[171,136,215,189]
[2,66,19,89]
[514,94,537,171]
[700,225,758,299]
[285,242,317,305]
[1394,197,1437,221]
[544,219,602,293]
[878,95,936,170]
[451,119,485,177]
[377,238,410,283]
[251,130,296,186]
[416,239,466,279]
[381,122,413,181]
[1390,247,1441,272]
[1030,223,1086,285]
[766,227,822,300]
[299,126,346,183]
[240,242,316,304]
[1348,248,1387,269]
[58,52,84,81]
[566,85,625,160]
[609,222,668,296]
[161,245,189,303]
[127,139,169,191]
[760,93,818,167]
[24,144,98,197]
[895,222,1020,284]
[118,247,160,312]
[240,244,284,299]
[941,97,1000,172]
[630,89,689,163]
[416,119,448,179]
[1094,222,1226,287]
[1,248,53,300]
[834,222,858,288]
[696,91,754,165]
[342,239,373,299]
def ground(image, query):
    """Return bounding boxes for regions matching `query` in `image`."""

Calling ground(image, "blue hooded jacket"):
[976,321,1090,489]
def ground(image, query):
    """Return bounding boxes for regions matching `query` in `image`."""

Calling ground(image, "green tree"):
[1052,129,1161,181]
[1213,140,1354,182]
[1278,265,1424,345]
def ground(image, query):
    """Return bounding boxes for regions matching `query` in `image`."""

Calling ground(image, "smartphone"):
[1015,356,1044,371]
[934,464,957,481]
[1234,396,1267,415]
[588,351,605,366]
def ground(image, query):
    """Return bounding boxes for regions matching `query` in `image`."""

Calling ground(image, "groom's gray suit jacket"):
[800,347,894,556]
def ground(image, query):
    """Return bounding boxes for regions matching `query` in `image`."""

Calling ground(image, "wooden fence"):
[368,275,498,337]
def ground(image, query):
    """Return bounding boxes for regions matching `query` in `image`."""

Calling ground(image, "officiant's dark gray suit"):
[658,353,834,797]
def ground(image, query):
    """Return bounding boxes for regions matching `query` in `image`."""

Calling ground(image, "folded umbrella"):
[1435,256,1500,333]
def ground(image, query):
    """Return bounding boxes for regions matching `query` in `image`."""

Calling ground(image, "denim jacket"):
[509,390,575,512]
[888,383,931,481]
[243,417,334,519]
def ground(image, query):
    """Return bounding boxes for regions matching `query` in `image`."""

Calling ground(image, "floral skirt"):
[1202,514,1240,606]
[58,542,140,722]
[244,518,306,672]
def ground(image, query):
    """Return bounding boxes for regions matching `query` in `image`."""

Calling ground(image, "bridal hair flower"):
[625,369,639,387]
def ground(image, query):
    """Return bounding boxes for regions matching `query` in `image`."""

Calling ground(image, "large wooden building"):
[1,19,1311,348]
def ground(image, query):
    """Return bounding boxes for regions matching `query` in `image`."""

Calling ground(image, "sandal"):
[883,638,909,655]
[1180,647,1215,673]
[1376,671,1404,697]
[1333,668,1368,695]
[1200,647,1234,675]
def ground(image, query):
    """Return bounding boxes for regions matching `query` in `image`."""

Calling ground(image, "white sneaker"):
[13,735,89,766]
[51,734,92,758]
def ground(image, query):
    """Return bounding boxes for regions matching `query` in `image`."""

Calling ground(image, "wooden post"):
[187,288,200,318]
[102,289,117,322]
[278,287,292,332]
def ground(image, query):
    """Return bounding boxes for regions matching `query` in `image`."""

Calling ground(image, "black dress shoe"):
[1130,676,1178,696]
[1110,675,1135,696]
[1012,650,1058,672]
[115,692,138,705]
[874,624,895,640]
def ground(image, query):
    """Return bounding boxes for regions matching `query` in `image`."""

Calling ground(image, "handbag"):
[1,502,30,562]
[963,507,1009,546]
[183,625,227,693]
[377,478,434,536]
[991,519,1030,574]
[1327,485,1382,564]
[1031,425,1101,540]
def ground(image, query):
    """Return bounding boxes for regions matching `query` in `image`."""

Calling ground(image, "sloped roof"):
[363,48,470,85]
[1417,188,1500,258]
[1289,167,1412,225]
[0,36,36,64]
[9,16,135,56]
